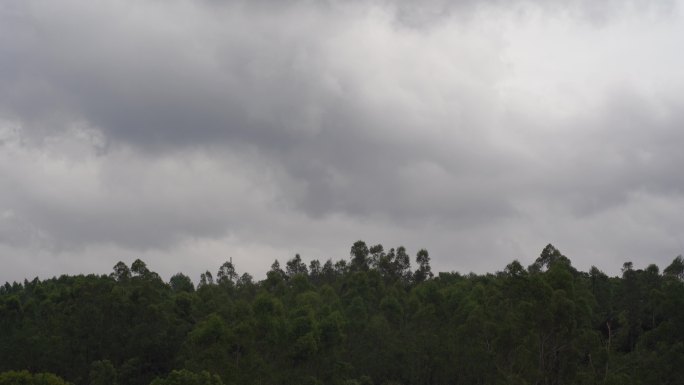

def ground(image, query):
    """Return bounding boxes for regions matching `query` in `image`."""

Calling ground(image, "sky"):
[1,0,684,284]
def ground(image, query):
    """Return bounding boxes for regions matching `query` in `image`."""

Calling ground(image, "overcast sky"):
[2,0,684,283]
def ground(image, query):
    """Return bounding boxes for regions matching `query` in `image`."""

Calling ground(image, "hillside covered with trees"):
[1,242,683,385]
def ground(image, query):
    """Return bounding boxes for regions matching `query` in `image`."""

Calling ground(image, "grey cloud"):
[523,90,684,217]
[1,0,684,283]
[2,0,672,149]
[0,130,277,252]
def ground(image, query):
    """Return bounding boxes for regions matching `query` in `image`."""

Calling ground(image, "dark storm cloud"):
[0,0,523,220]
[3,0,672,150]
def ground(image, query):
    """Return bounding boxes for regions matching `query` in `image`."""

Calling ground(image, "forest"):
[1,241,683,385]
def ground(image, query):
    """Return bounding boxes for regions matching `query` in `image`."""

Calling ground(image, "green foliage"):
[1,243,683,385]
[350,241,370,271]
[664,255,684,280]
[413,249,432,283]
[216,261,238,285]
[0,371,72,385]
[169,273,194,293]
[149,370,223,385]
[89,360,117,385]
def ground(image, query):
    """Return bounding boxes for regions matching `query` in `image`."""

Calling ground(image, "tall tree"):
[414,249,433,283]
[286,254,309,277]
[394,247,411,283]
[217,261,238,285]
[350,241,370,271]
[111,262,131,282]
[169,273,194,293]
[664,255,684,280]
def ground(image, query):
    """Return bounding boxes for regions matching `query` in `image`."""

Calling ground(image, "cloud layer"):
[2,0,684,282]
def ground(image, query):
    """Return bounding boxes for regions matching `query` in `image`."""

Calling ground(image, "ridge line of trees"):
[2,241,684,385]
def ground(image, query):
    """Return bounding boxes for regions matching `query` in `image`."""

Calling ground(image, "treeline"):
[1,242,684,385]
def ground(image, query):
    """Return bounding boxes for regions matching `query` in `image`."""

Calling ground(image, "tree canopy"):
[1,242,683,385]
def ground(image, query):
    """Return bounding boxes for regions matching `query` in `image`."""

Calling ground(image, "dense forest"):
[1,242,684,385]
